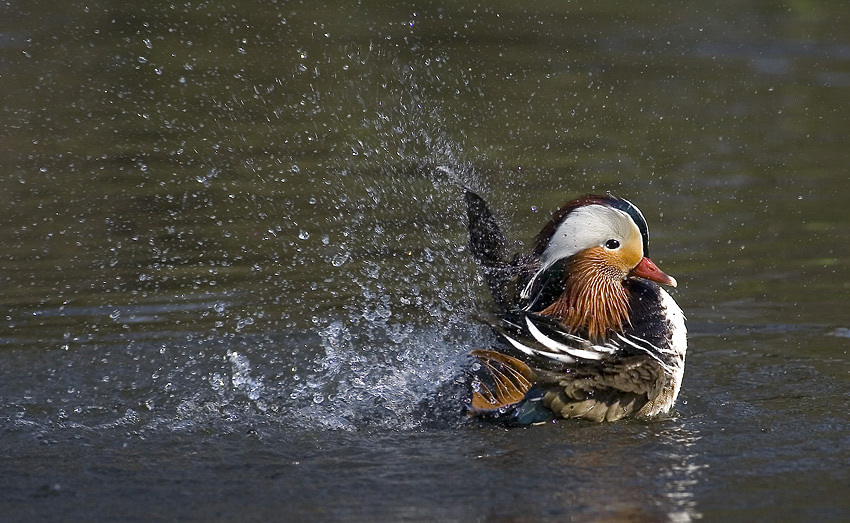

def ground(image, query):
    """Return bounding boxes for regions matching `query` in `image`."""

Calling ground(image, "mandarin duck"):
[465,191,686,423]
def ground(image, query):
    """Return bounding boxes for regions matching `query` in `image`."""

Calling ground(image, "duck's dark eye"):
[605,239,620,249]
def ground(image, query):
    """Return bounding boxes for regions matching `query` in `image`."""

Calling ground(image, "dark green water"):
[2,1,849,521]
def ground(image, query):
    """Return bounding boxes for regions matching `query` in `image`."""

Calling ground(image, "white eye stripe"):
[540,206,639,265]
[521,205,643,300]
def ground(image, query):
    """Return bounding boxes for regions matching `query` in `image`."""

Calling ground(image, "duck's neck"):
[540,255,630,342]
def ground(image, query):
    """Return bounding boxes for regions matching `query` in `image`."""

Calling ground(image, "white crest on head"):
[539,205,642,267]
[521,205,642,300]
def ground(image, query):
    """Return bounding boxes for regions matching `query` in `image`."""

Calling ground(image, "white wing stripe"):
[519,267,546,300]
[502,333,576,364]
[525,317,605,361]
[613,333,672,371]
[532,348,577,364]
[502,333,537,356]
[624,333,677,356]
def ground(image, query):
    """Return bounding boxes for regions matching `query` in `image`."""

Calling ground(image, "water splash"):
[3,49,499,438]
[227,350,266,404]
[285,318,474,431]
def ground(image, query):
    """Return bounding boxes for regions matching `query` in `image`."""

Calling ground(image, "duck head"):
[522,194,676,341]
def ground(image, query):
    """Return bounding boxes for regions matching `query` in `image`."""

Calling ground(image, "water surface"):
[2,1,849,521]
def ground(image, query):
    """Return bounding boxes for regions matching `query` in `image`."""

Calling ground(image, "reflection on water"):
[554,423,705,522]
[657,424,705,523]
[2,0,850,521]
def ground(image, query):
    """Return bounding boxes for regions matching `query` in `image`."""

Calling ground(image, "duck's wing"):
[464,191,534,310]
[472,313,673,422]
[474,313,606,378]
[467,312,601,414]
[494,313,674,374]
[465,191,509,265]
